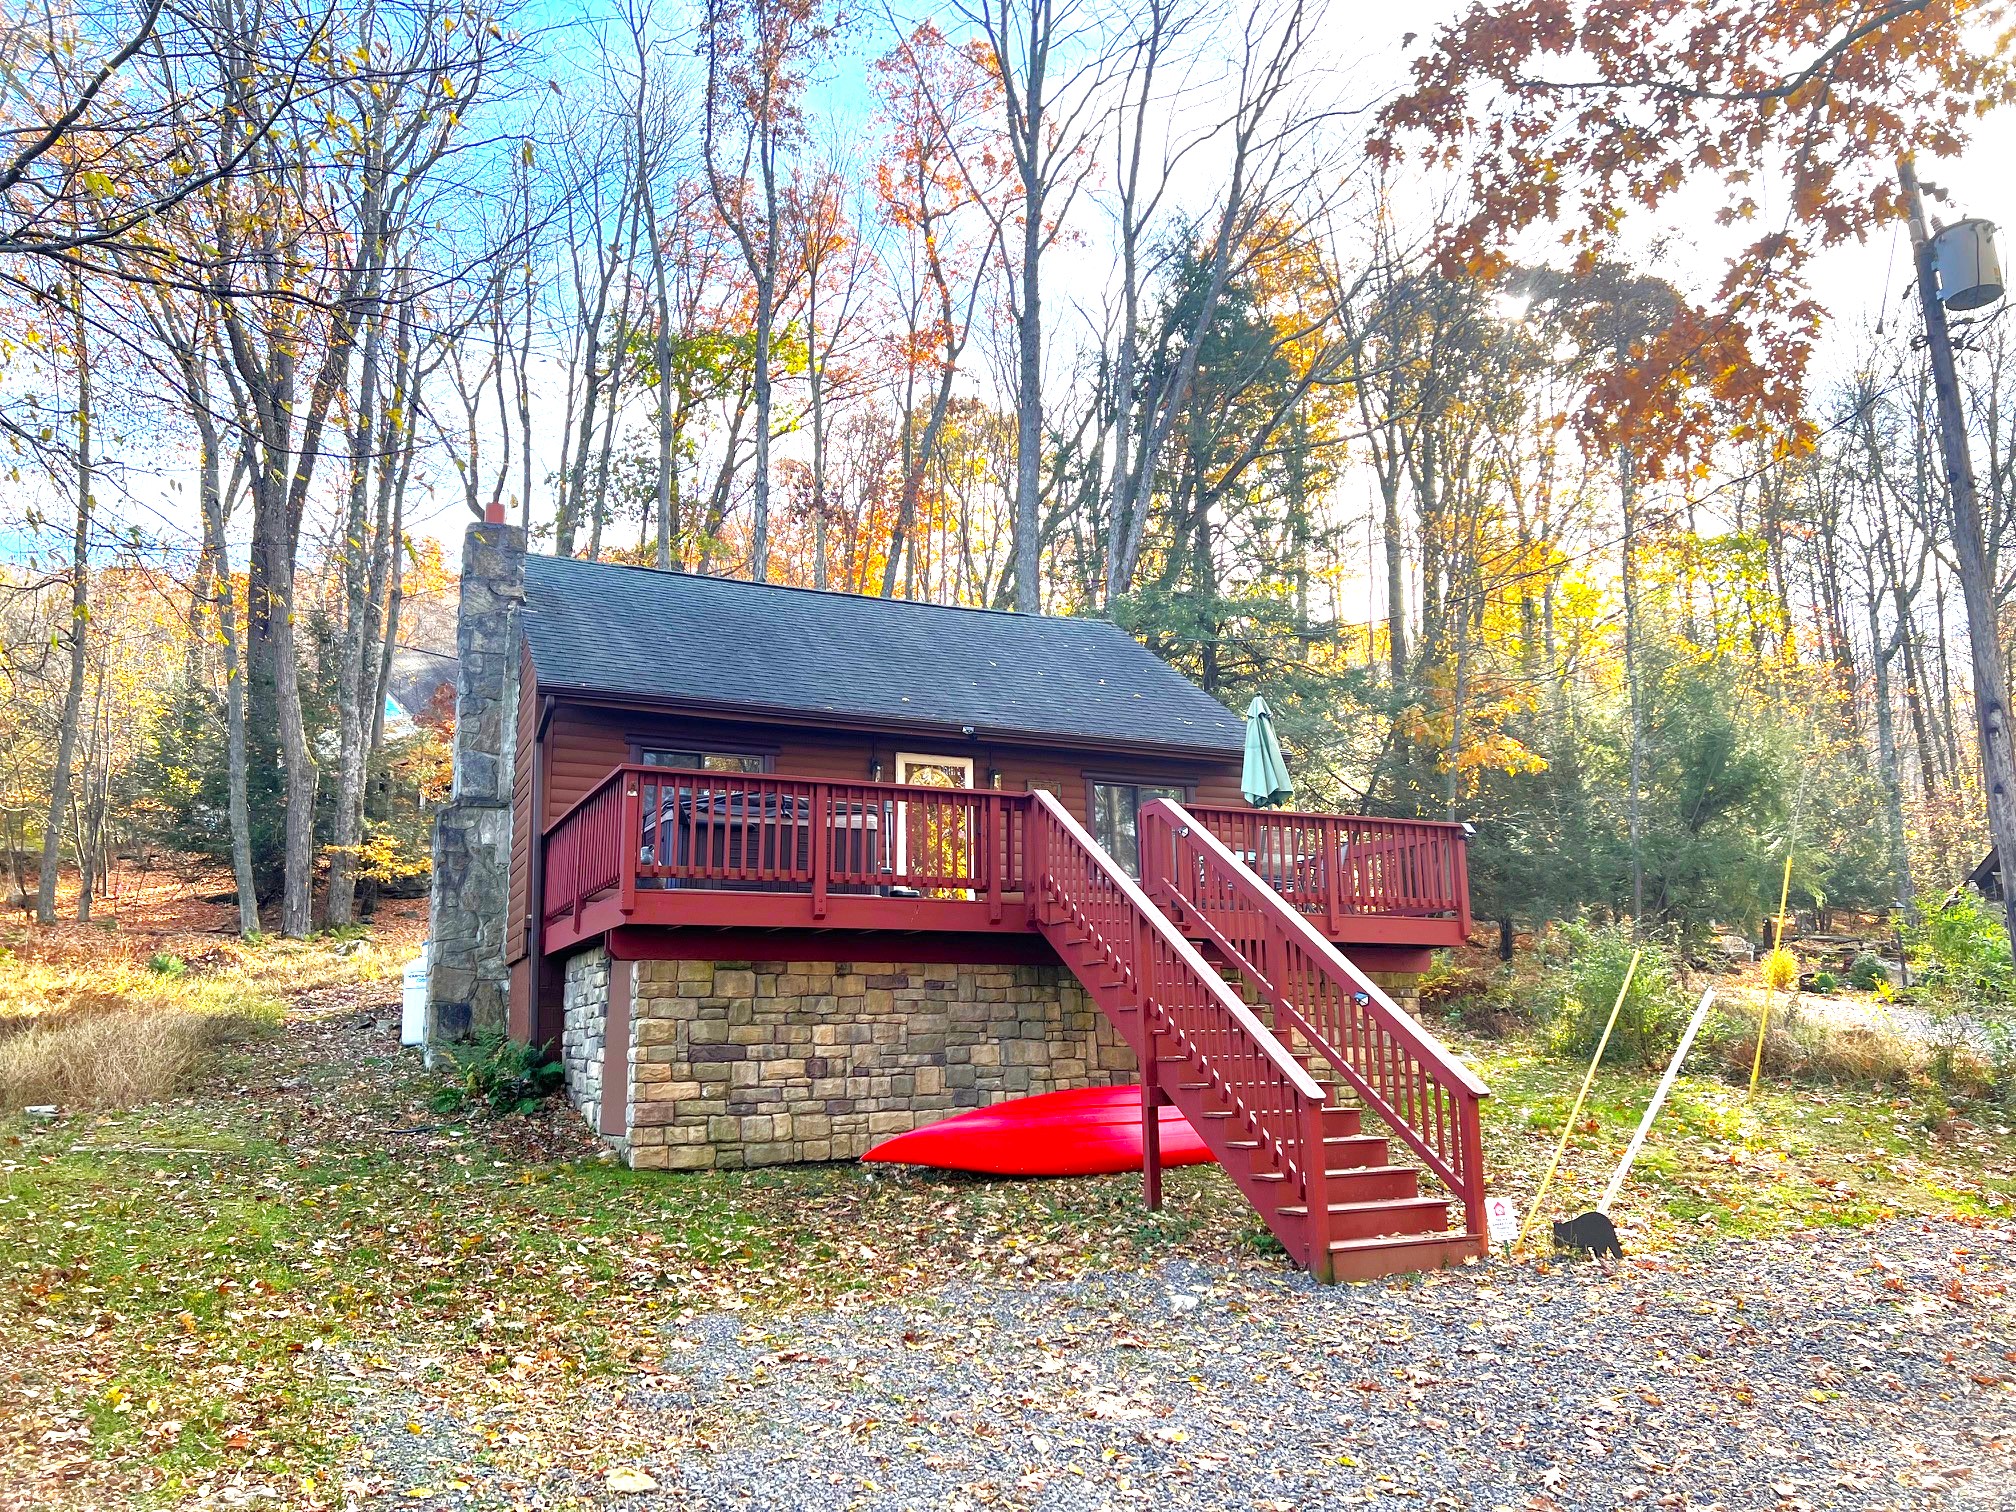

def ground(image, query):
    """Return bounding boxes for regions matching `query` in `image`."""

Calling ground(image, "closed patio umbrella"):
[1241,696,1295,808]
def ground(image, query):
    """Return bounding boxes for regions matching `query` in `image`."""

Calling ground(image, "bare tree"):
[701,0,835,582]
[873,21,1001,599]
[34,268,91,923]
[1102,0,1321,603]
[947,0,1108,611]
[791,152,877,588]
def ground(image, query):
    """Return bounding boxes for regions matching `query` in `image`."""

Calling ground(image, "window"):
[639,748,767,773]
[1088,780,1185,876]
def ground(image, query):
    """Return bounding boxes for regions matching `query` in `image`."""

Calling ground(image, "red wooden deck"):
[539,766,1470,958]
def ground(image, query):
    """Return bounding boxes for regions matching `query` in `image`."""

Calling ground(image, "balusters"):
[1143,798,1488,1239]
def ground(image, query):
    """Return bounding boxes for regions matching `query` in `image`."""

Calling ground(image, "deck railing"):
[541,768,1473,944]
[1185,804,1471,938]
[1142,799,1490,1244]
[542,765,1032,925]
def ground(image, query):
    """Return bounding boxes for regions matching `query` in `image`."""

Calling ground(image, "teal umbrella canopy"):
[1241,696,1295,808]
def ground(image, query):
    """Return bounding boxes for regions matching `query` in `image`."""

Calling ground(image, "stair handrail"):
[1028,791,1324,1101]
[1142,799,1489,1243]
[1027,790,1334,1262]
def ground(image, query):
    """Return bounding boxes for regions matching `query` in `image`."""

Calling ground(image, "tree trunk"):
[1012,205,1042,612]
[200,417,260,936]
[326,283,387,927]
[1870,599,1915,921]
[1901,154,2016,952]
[644,175,676,572]
[1620,445,1646,928]
[37,281,92,924]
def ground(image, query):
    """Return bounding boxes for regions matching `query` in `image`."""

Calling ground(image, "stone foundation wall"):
[561,947,612,1130]
[553,951,1424,1174]
[566,958,1135,1171]
[1367,970,1421,1014]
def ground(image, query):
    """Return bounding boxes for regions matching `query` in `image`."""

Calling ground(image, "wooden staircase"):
[1025,791,1488,1283]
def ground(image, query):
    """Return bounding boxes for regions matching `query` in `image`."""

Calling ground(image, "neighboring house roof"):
[386,647,457,723]
[519,554,1246,757]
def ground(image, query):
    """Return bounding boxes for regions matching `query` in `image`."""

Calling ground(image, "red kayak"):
[861,1084,1215,1176]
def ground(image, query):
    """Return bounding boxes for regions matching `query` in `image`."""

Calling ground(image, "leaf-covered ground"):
[3,932,2015,1509]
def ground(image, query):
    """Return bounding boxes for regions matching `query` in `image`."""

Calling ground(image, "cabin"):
[427,519,1488,1281]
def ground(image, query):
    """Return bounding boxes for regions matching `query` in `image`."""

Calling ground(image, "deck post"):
[1303,1097,1334,1280]
[1324,817,1344,938]
[1460,1087,1488,1245]
[618,777,641,917]
[1454,827,1472,941]
[810,781,830,919]
[1027,806,1050,925]
[1142,1044,1163,1212]
[600,958,633,1138]
[983,793,1003,922]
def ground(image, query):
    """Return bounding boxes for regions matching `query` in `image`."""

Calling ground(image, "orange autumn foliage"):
[1375,0,2016,473]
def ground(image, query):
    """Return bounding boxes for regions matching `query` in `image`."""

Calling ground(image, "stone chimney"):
[426,518,526,1047]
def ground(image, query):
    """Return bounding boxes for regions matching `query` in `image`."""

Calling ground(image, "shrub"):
[1418,957,1534,1038]
[430,1031,563,1117]
[0,1007,262,1112]
[1848,952,1885,992]
[1904,892,2015,1088]
[1760,947,1799,994]
[1809,970,1839,994]
[1545,921,1691,1068]
[1695,998,1933,1092]
[147,952,187,977]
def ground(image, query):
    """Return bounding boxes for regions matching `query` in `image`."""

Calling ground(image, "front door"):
[894,752,976,894]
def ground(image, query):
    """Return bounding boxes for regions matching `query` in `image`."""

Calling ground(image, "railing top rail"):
[1184,802,1472,836]
[1030,789,1326,1106]
[543,764,633,838]
[544,763,1029,839]
[1146,798,1489,1100]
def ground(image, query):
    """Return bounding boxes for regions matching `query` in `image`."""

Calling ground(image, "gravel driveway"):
[353,1217,2016,1511]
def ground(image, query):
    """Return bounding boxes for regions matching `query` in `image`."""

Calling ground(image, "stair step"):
[1277,1195,1451,1241]
[1251,1164,1420,1199]
[1321,1106,1364,1136]
[1320,1134,1390,1167]
[1322,1231,1484,1284]
[1039,903,1485,1288]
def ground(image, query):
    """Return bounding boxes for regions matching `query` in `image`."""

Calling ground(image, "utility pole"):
[1896,152,2016,950]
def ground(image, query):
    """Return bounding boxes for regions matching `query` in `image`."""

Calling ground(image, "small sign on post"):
[1485,1194,1520,1248]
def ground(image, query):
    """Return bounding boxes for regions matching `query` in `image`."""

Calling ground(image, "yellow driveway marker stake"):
[1516,948,1640,1253]
[1750,853,1795,1097]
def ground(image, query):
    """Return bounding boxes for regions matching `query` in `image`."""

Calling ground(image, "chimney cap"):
[483,500,506,525]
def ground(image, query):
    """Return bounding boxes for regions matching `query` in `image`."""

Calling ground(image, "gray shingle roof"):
[520,555,1244,757]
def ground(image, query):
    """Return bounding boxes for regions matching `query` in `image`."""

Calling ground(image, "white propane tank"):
[1934,217,2004,311]
[401,943,430,1047]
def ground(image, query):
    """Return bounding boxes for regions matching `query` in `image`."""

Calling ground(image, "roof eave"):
[528,678,1246,762]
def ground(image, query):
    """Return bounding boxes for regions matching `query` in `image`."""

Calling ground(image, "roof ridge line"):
[527,552,1121,628]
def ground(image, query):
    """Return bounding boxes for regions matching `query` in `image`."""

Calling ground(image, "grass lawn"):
[3,921,2015,1507]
